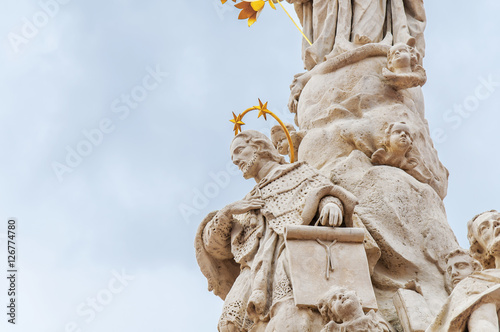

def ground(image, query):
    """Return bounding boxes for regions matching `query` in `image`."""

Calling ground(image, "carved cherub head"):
[444,248,482,293]
[387,43,419,74]
[318,286,364,324]
[270,124,295,156]
[231,130,285,180]
[383,122,413,154]
[467,210,500,269]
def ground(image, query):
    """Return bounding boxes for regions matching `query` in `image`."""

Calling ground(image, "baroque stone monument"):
[195,1,500,331]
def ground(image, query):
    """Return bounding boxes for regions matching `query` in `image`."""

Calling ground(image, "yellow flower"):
[234,0,275,27]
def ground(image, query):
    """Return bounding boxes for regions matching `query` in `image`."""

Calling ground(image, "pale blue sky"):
[0,1,499,331]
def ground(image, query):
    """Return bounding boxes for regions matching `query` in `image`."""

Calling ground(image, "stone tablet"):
[285,225,377,311]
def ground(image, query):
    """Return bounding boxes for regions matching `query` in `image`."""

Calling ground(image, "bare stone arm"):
[468,302,499,332]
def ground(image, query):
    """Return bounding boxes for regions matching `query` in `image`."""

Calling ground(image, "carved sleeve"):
[203,210,234,260]
[318,195,344,215]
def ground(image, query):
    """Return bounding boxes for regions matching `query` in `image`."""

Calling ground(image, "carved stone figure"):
[427,211,500,332]
[287,0,426,71]
[270,123,304,161]
[444,248,482,294]
[469,210,500,270]
[371,122,440,193]
[195,130,358,331]
[371,122,418,170]
[328,150,458,329]
[318,286,394,332]
[383,42,427,90]
[281,1,457,327]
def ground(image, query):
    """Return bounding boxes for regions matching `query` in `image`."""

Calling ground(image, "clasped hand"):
[317,203,342,227]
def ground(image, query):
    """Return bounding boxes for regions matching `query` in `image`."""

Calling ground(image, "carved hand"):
[221,198,265,218]
[318,203,343,227]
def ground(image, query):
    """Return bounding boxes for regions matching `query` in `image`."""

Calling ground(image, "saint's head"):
[230,130,285,180]
[467,210,500,269]
[444,248,481,293]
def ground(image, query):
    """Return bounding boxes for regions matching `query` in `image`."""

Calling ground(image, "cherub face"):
[331,290,363,320]
[446,254,476,289]
[390,44,412,70]
[389,123,412,151]
[272,131,289,155]
[471,211,500,258]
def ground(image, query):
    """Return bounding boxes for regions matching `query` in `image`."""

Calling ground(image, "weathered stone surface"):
[329,150,458,328]
[285,225,376,310]
[427,211,500,332]
[195,131,358,331]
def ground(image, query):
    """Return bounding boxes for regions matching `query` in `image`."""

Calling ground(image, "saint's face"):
[472,211,500,258]
[231,137,259,179]
[446,255,476,288]
[389,123,412,151]
[391,45,411,70]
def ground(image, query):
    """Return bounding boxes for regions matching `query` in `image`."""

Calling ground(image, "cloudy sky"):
[0,0,499,331]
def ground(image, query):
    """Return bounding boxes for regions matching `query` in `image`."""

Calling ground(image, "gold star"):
[257,99,269,120]
[234,0,272,27]
[230,112,245,135]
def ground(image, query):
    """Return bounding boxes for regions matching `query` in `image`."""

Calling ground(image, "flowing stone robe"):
[426,270,500,332]
[328,151,459,330]
[195,162,358,331]
[294,0,426,70]
[287,1,457,329]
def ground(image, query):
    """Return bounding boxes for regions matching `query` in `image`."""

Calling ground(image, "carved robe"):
[195,162,358,331]
[426,269,500,332]
[293,0,426,70]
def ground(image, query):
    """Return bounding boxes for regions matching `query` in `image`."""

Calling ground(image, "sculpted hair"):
[445,248,482,271]
[467,210,498,269]
[317,286,352,323]
[383,122,413,150]
[387,43,420,71]
[233,130,286,165]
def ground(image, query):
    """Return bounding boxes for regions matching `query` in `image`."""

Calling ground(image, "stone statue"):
[371,122,418,171]
[371,122,440,193]
[286,0,426,71]
[270,123,304,161]
[444,248,482,294]
[427,211,500,332]
[469,210,500,270]
[318,286,394,332]
[202,1,470,331]
[281,1,457,327]
[195,130,358,331]
[383,42,427,90]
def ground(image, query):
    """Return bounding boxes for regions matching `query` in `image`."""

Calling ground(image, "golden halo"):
[229,99,295,163]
